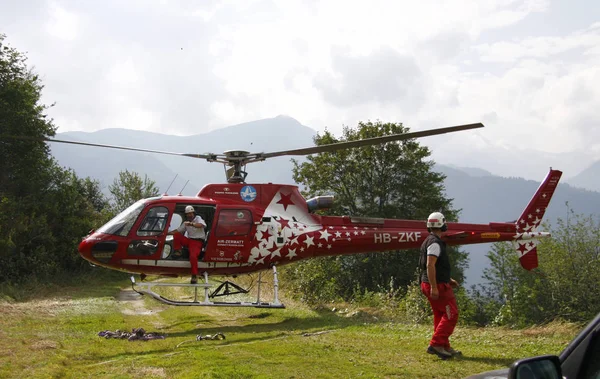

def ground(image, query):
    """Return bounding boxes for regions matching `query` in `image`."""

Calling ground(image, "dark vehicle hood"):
[463,368,508,379]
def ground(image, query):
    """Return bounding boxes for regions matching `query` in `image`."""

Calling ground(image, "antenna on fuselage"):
[178,180,189,196]
[164,174,178,196]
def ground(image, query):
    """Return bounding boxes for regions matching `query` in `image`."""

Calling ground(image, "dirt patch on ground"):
[129,366,167,378]
[0,297,114,317]
[0,349,15,358]
[116,289,162,316]
[116,290,143,302]
[30,340,60,350]
[522,321,582,337]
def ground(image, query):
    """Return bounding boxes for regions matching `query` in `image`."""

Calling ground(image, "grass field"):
[0,274,581,379]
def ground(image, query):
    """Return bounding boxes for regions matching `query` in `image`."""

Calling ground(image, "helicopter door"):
[127,205,170,257]
[160,204,216,260]
[206,209,253,262]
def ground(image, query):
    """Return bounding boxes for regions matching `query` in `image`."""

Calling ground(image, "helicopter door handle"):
[141,240,159,248]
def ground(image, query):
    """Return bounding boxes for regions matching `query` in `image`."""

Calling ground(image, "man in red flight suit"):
[167,205,207,284]
[419,212,462,359]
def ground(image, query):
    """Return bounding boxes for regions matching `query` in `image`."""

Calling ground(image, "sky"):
[1,0,599,180]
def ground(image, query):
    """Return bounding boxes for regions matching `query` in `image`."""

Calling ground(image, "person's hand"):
[430,286,439,300]
[450,279,459,288]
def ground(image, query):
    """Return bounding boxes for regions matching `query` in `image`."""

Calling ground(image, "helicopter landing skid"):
[130,266,285,308]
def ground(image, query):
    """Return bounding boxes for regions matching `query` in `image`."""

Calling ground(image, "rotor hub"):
[223,150,251,159]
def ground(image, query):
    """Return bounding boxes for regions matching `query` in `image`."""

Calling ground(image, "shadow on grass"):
[454,355,517,367]
[164,313,355,338]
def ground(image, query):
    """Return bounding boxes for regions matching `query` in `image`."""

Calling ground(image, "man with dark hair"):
[167,205,206,284]
[419,211,461,359]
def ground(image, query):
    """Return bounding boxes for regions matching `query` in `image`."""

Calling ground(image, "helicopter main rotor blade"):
[255,123,484,159]
[0,135,217,160]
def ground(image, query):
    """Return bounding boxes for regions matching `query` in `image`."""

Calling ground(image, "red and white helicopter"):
[44,122,562,308]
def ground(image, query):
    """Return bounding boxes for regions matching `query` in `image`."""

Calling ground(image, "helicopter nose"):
[78,238,94,260]
[78,236,118,264]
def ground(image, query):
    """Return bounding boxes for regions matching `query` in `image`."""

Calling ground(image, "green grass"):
[0,274,581,379]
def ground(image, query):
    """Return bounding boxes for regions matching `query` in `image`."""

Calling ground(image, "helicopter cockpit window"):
[216,209,252,237]
[97,200,145,237]
[137,206,169,236]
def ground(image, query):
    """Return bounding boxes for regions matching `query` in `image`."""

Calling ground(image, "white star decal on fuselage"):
[320,229,331,241]
[248,188,323,266]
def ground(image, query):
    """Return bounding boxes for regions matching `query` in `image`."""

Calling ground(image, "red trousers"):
[421,282,459,349]
[172,233,203,275]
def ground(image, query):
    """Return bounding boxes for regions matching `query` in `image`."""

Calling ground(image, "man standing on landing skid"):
[167,205,207,284]
[419,212,462,359]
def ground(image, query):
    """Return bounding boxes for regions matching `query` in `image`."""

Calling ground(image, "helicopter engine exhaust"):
[306,196,334,213]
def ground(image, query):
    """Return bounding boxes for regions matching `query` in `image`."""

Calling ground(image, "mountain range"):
[50,115,600,286]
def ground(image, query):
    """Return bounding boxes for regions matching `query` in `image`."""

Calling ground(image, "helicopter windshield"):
[96,200,145,237]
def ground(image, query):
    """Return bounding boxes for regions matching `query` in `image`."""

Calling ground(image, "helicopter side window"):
[215,210,252,237]
[168,213,183,232]
[137,206,169,236]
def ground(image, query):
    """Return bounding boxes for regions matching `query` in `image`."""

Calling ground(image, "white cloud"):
[312,47,425,109]
[203,0,555,131]
[475,22,600,62]
[1,0,598,180]
[45,2,81,41]
[475,0,549,30]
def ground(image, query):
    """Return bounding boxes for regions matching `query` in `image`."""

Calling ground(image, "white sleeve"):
[427,243,441,257]
[195,216,207,227]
